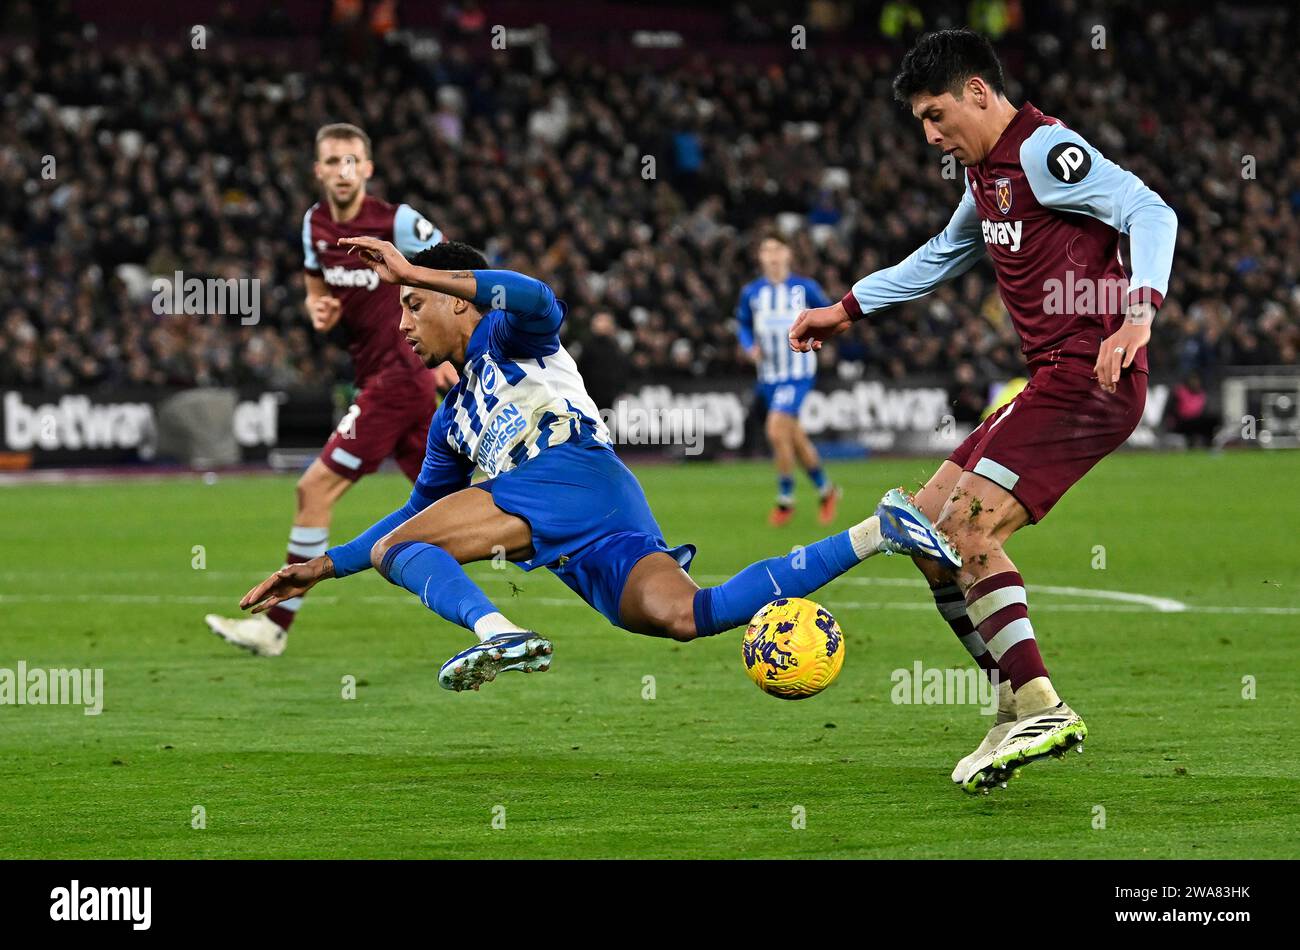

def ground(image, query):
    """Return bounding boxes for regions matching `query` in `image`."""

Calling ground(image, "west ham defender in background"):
[205,123,450,656]
[736,233,840,526]
[791,30,1177,792]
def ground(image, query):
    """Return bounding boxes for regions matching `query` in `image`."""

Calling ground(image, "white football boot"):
[958,701,1088,794]
[951,679,1017,784]
[205,613,287,657]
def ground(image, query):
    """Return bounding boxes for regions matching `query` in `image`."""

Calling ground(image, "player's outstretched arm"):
[339,235,561,333]
[240,415,472,613]
[240,557,334,614]
[242,492,437,614]
[339,236,474,294]
[789,188,984,352]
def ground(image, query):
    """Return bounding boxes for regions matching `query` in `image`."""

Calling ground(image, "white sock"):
[472,612,527,641]
[996,678,1016,723]
[848,515,883,560]
[287,525,329,559]
[1015,676,1061,715]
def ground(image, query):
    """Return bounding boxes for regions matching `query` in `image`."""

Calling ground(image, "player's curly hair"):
[409,240,489,272]
[409,241,491,311]
[892,28,1006,104]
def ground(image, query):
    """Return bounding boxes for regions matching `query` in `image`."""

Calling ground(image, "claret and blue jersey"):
[736,273,831,415]
[839,103,1178,374]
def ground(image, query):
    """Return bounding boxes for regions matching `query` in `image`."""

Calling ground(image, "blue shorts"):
[756,378,815,416]
[478,442,695,628]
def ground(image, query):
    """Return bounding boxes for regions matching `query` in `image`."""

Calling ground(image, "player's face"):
[912,90,984,166]
[758,239,791,277]
[314,137,374,206]
[399,287,465,367]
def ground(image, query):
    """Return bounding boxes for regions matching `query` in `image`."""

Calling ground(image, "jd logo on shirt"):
[1047,142,1091,183]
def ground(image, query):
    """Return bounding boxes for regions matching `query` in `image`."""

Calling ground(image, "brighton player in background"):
[736,232,840,526]
[791,30,1177,792]
[205,123,453,656]
[235,237,962,692]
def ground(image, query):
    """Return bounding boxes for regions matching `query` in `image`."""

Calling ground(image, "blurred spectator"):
[1,0,1296,399]
[1166,373,1223,447]
[577,311,630,412]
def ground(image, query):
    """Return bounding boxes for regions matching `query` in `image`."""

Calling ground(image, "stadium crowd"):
[2,0,1297,397]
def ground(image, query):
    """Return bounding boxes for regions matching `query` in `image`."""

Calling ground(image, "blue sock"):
[807,466,829,493]
[777,475,795,504]
[378,541,498,631]
[692,530,860,637]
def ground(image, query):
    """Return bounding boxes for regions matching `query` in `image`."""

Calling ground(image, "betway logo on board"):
[800,382,949,434]
[3,392,152,451]
[3,392,282,452]
[614,381,949,451]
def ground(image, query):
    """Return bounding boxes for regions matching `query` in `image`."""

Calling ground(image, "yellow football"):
[741,597,845,699]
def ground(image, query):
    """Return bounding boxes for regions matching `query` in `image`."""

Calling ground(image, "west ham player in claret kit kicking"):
[205,123,452,656]
[736,232,841,526]
[789,30,1178,793]
[235,237,964,692]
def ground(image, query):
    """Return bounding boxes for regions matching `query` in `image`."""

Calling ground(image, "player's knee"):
[660,598,698,642]
[935,508,994,560]
[369,533,398,574]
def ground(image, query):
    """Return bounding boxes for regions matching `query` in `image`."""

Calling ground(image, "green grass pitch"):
[1,450,1297,859]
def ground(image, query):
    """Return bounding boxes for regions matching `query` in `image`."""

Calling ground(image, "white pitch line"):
[0,570,1260,615]
[0,569,1290,616]
[698,573,1191,612]
[0,593,1296,615]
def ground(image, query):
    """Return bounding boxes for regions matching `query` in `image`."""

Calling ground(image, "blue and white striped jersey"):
[325,269,616,578]
[415,270,611,492]
[736,275,831,383]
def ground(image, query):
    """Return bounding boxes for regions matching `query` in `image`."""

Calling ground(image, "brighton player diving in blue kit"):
[238,237,961,692]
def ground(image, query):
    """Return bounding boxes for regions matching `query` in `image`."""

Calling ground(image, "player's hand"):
[239,557,334,614]
[338,236,412,285]
[789,302,852,352]
[431,361,460,391]
[746,344,761,364]
[1095,303,1155,394]
[309,295,342,332]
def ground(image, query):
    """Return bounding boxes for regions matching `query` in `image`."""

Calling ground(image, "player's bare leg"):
[792,420,840,524]
[367,487,552,691]
[766,411,799,525]
[205,460,353,656]
[909,462,1017,780]
[934,473,1087,793]
[618,553,703,640]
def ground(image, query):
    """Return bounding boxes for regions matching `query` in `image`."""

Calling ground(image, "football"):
[742,597,845,700]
